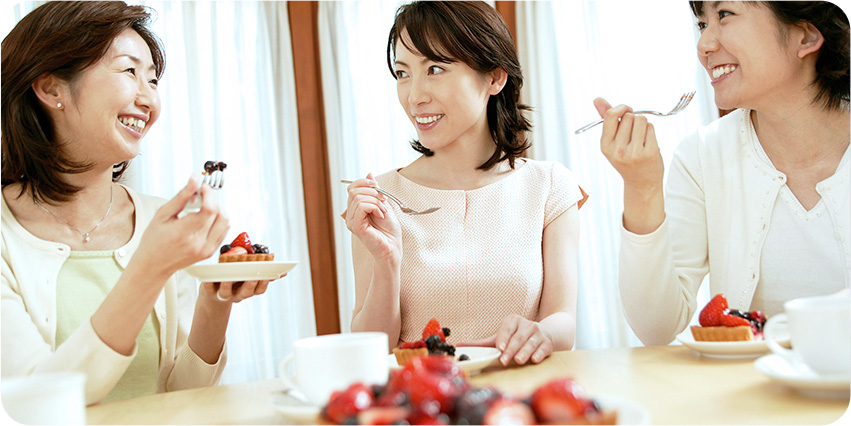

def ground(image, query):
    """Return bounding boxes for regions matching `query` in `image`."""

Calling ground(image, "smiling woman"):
[1,1,280,404]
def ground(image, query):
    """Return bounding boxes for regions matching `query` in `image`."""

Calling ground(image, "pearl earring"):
[57,102,62,108]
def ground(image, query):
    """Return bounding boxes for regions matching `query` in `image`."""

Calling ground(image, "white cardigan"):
[1,184,226,405]
[619,109,851,346]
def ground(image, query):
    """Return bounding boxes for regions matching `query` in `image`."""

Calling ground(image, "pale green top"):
[55,250,160,403]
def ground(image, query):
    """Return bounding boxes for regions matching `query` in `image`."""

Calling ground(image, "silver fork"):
[180,161,227,215]
[573,90,696,135]
[341,180,440,215]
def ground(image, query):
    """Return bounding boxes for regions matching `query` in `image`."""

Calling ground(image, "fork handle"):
[573,111,661,135]
[341,180,406,208]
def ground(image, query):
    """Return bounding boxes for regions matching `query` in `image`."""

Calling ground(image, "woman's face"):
[394,31,494,152]
[58,28,160,166]
[696,2,806,110]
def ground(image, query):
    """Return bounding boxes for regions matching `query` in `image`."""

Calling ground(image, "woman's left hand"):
[460,314,554,366]
[200,273,286,303]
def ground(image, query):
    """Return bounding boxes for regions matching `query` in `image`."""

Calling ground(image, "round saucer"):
[754,354,850,398]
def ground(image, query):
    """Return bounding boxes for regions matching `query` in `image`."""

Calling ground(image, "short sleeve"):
[544,162,586,227]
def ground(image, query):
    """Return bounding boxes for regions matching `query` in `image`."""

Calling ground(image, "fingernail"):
[500,356,507,364]
[498,343,505,351]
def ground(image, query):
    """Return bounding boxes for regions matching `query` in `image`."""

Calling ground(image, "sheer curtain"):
[318,1,419,333]
[2,1,315,384]
[516,1,717,348]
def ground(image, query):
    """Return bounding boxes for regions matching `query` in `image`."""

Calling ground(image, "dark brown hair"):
[690,1,849,111]
[386,1,531,170]
[1,1,165,203]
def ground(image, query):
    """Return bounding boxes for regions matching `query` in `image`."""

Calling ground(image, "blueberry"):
[425,335,442,350]
[204,161,217,173]
[220,244,232,254]
[253,244,269,254]
[216,161,227,171]
[442,327,451,337]
[458,354,470,361]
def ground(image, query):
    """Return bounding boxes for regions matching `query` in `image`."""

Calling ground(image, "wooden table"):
[86,345,849,424]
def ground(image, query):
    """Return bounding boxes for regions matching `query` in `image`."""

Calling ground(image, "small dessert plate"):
[184,261,297,282]
[268,390,320,424]
[595,394,652,425]
[754,354,851,398]
[388,346,501,375]
[676,332,788,359]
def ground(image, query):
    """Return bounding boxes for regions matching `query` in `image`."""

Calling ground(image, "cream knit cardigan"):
[1,184,226,405]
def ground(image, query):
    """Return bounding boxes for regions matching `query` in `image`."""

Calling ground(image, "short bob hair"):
[1,1,165,204]
[386,1,531,171]
[690,1,849,111]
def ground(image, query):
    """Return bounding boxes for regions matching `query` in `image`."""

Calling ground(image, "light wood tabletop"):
[86,345,849,425]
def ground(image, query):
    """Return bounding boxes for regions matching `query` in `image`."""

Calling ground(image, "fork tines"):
[202,160,226,189]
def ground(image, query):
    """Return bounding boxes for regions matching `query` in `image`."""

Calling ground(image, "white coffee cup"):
[1,371,87,425]
[280,332,388,406]
[763,293,851,375]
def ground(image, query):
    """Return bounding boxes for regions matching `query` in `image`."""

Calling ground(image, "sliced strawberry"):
[699,293,729,327]
[222,246,248,256]
[323,383,374,424]
[482,399,537,425]
[401,340,427,349]
[530,378,595,424]
[230,232,255,254]
[356,406,412,425]
[720,314,750,327]
[422,318,446,342]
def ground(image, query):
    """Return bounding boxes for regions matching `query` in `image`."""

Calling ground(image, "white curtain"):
[516,0,717,348]
[3,1,315,384]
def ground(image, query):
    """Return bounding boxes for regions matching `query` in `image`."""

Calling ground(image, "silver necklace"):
[34,185,114,243]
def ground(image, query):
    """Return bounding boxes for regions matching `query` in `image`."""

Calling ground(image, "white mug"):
[1,372,86,425]
[280,332,388,406]
[763,293,851,375]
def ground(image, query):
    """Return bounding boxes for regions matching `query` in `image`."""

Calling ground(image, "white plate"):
[754,354,851,398]
[388,346,501,375]
[184,261,297,282]
[676,331,787,359]
[595,394,652,425]
[268,390,320,424]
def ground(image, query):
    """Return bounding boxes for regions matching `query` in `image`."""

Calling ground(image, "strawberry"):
[422,318,446,342]
[530,378,596,423]
[356,406,411,425]
[719,314,750,327]
[230,232,255,254]
[401,340,427,349]
[699,293,729,327]
[323,383,374,424]
[222,246,248,256]
[482,399,537,425]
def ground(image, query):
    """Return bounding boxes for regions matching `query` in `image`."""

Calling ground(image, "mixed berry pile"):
[699,294,767,337]
[400,318,455,356]
[322,355,611,425]
[220,232,270,255]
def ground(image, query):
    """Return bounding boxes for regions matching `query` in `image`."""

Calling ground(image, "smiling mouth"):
[711,64,737,80]
[415,114,444,124]
[119,116,146,132]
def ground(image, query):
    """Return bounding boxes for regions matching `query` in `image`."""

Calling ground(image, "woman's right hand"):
[134,177,229,280]
[594,97,664,190]
[594,98,666,234]
[344,173,402,264]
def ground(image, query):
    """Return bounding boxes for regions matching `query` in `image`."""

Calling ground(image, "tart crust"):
[690,325,753,342]
[218,253,275,263]
[392,347,428,366]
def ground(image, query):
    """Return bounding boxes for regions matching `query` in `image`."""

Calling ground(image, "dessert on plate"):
[322,356,617,425]
[218,232,275,263]
[393,318,456,366]
[690,294,767,341]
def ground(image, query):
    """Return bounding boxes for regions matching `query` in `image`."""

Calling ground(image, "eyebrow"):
[394,56,431,68]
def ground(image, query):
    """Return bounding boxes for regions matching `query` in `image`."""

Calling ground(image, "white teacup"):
[1,372,86,425]
[763,293,851,375]
[280,332,388,406]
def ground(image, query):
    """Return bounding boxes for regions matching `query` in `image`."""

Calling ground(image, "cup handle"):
[279,354,297,390]
[763,314,796,364]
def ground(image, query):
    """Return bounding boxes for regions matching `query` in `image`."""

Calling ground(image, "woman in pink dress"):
[344,1,586,366]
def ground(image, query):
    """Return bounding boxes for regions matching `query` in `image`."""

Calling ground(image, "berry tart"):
[322,356,617,425]
[218,232,275,263]
[393,318,456,366]
[690,294,767,341]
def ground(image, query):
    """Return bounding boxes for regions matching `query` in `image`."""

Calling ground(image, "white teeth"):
[119,117,146,131]
[712,64,737,79]
[415,114,443,124]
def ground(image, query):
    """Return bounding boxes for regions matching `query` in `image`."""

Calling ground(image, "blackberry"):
[204,161,217,173]
[425,335,442,351]
[220,244,232,254]
[442,327,451,338]
[253,244,270,254]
